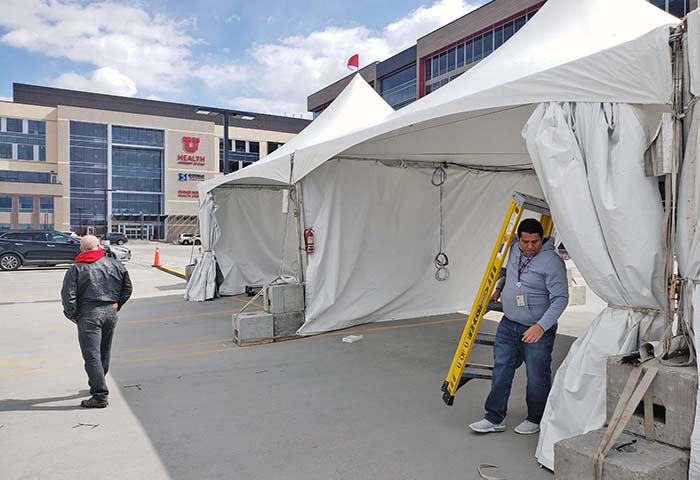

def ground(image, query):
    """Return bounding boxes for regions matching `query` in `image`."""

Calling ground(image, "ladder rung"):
[466,363,494,371]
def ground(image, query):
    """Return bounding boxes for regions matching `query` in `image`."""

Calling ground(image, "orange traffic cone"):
[152,242,161,267]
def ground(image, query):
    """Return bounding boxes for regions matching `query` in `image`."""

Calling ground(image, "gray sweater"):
[496,238,568,332]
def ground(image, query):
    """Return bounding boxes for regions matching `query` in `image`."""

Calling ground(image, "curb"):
[155,265,187,280]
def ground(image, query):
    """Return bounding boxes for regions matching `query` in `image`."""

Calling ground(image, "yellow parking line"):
[122,309,235,325]
[0,316,467,377]
[228,296,264,308]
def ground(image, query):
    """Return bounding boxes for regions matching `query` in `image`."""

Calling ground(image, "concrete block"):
[264,283,304,314]
[607,355,697,450]
[567,268,574,287]
[554,429,688,480]
[232,311,273,346]
[568,285,586,305]
[273,311,304,339]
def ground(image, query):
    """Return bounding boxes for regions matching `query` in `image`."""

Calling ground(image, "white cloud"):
[224,14,241,24]
[52,67,138,96]
[192,63,251,90]
[0,95,12,102]
[0,0,197,93]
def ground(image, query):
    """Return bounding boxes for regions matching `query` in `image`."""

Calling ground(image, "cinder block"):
[264,283,304,314]
[272,311,304,339]
[567,268,574,286]
[607,355,697,450]
[554,429,688,480]
[568,285,586,305]
[232,311,273,346]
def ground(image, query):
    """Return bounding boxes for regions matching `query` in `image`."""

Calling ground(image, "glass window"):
[41,224,54,231]
[3,232,23,239]
[483,31,494,58]
[527,8,539,20]
[438,51,447,76]
[0,223,11,231]
[267,142,283,154]
[0,195,11,212]
[235,140,246,152]
[6,118,22,133]
[112,147,162,193]
[425,83,433,95]
[112,125,164,148]
[495,26,504,49]
[38,146,46,161]
[465,40,474,65]
[503,21,514,42]
[19,224,34,230]
[27,120,45,135]
[0,171,51,183]
[514,15,526,33]
[19,196,33,212]
[649,0,666,9]
[0,143,11,159]
[447,47,456,72]
[425,58,432,81]
[249,141,259,154]
[40,197,54,213]
[27,232,47,241]
[17,144,34,160]
[432,55,439,78]
[668,0,686,17]
[456,44,465,68]
[48,232,70,243]
[473,35,483,62]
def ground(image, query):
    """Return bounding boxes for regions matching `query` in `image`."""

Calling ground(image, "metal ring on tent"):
[433,165,449,282]
[435,252,449,268]
[431,165,447,186]
[435,267,449,282]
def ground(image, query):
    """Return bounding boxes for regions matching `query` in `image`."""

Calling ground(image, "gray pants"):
[77,304,118,401]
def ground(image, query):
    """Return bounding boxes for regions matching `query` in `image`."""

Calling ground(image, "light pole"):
[195,108,253,175]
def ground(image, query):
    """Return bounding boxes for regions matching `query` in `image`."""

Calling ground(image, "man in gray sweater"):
[469,218,568,435]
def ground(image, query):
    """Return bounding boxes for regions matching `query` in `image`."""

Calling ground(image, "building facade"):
[308,0,695,115]
[0,84,309,240]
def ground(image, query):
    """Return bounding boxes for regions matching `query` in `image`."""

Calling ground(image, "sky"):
[0,0,487,118]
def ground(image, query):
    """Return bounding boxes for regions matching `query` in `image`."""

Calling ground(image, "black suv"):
[0,230,80,271]
[102,232,128,245]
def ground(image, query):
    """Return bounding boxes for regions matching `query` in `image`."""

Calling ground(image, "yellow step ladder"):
[441,192,553,406]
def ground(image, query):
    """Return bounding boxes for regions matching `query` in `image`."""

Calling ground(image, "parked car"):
[102,232,128,245]
[0,230,80,270]
[177,233,201,245]
[62,231,81,240]
[0,230,131,271]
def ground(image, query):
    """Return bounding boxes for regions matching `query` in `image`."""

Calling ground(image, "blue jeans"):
[484,317,556,425]
[77,304,118,401]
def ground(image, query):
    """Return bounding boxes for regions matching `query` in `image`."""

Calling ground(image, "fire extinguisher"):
[304,228,315,254]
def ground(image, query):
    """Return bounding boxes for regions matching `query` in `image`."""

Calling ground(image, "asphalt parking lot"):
[1,279,576,480]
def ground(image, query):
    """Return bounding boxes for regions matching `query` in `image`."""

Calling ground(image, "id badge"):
[516,293,526,307]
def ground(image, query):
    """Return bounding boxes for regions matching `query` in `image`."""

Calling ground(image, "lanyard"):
[517,256,532,287]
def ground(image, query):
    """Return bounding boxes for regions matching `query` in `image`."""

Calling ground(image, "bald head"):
[80,235,100,252]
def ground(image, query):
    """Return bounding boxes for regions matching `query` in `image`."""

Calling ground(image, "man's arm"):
[118,268,133,310]
[492,267,507,302]
[61,267,79,322]
[536,256,569,332]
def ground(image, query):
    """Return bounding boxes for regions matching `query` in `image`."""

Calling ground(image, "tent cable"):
[432,165,449,282]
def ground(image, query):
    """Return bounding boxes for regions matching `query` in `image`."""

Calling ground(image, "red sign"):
[177,189,200,199]
[177,154,206,166]
[182,136,200,153]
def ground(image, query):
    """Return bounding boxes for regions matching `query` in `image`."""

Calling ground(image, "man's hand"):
[491,288,501,303]
[522,324,545,343]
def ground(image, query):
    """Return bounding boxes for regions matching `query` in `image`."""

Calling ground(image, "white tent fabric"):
[184,193,219,301]
[680,101,700,476]
[212,186,299,295]
[524,102,666,469]
[300,160,542,334]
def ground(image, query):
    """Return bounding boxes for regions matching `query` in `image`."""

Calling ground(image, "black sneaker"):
[80,397,108,408]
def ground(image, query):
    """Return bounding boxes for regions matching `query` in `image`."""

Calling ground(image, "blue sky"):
[0,0,486,117]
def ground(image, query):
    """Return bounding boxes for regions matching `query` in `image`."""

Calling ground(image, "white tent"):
[190,0,686,471]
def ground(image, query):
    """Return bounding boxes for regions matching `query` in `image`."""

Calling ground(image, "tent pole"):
[294,182,306,286]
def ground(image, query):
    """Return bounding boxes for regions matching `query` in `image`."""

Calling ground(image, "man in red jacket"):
[61,235,132,408]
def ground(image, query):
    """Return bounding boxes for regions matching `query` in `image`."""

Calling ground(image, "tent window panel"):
[473,35,483,62]
[465,40,474,65]
[456,44,465,68]
[425,58,432,80]
[514,15,526,33]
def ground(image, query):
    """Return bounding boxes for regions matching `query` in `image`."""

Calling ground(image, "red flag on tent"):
[347,53,359,71]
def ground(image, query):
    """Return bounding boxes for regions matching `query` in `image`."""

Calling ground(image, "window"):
[380,64,417,108]
[465,40,474,65]
[447,47,456,71]
[0,195,11,212]
[0,143,11,159]
[503,22,514,42]
[41,224,54,231]
[38,146,46,161]
[70,121,108,232]
[27,121,45,135]
[495,26,504,49]
[112,126,164,148]
[425,58,432,81]
[456,44,465,68]
[19,223,34,230]
[249,141,260,154]
[0,224,11,231]
[267,142,284,154]
[473,35,483,62]
[17,144,34,160]
[483,31,494,58]
[438,51,447,76]
[40,197,54,213]
[0,171,52,183]
[48,233,70,243]
[19,196,33,212]
[6,118,22,133]
[3,232,23,239]
[514,15,526,33]
[432,56,439,78]
[112,147,162,192]
[668,0,687,17]
[27,232,47,241]
[235,140,246,152]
